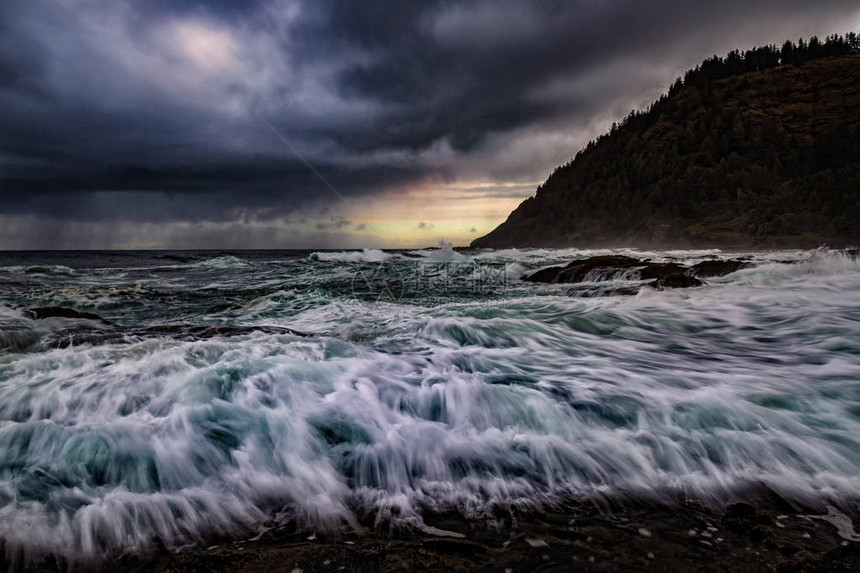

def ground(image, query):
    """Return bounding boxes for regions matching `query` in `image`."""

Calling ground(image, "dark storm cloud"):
[1,0,858,246]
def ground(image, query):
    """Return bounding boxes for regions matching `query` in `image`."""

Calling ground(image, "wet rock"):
[421,539,487,556]
[566,284,645,297]
[526,256,708,285]
[523,266,565,283]
[103,497,860,573]
[556,255,641,282]
[723,503,758,532]
[749,525,769,544]
[523,255,639,283]
[689,259,753,278]
[653,274,705,289]
[780,544,860,573]
[26,306,111,323]
[140,324,312,339]
[12,312,313,354]
[638,262,686,279]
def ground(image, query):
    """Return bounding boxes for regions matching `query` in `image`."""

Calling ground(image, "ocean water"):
[0,246,859,561]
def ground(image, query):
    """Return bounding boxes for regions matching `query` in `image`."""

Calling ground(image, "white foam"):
[311,249,391,263]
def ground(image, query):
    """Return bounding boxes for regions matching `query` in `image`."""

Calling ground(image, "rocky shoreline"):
[62,496,857,573]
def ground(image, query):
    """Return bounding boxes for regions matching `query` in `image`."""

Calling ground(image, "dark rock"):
[653,273,704,289]
[526,256,703,285]
[26,306,111,323]
[638,262,686,279]
[76,495,860,573]
[566,284,645,297]
[141,324,312,339]
[749,525,769,544]
[723,502,758,532]
[556,255,640,283]
[421,539,486,557]
[12,313,313,354]
[523,265,565,283]
[524,255,641,283]
[780,544,860,573]
[689,259,753,278]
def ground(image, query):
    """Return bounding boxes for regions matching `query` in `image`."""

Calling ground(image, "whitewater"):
[0,247,858,562]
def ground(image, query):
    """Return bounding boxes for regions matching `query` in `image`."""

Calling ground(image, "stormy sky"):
[1,1,858,249]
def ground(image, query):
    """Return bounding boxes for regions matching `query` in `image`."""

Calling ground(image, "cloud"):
[417,222,435,231]
[1,0,858,247]
[315,216,354,230]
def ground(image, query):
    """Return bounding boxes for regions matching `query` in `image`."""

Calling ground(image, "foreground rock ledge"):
[41,499,856,573]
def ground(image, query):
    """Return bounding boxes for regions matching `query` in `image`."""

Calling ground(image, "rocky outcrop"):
[654,273,704,289]
[526,255,640,283]
[639,262,686,279]
[524,255,751,297]
[690,259,754,278]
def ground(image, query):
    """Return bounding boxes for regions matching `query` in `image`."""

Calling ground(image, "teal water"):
[0,246,859,560]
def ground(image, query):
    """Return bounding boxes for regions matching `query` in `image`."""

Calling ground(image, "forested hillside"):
[472,35,860,248]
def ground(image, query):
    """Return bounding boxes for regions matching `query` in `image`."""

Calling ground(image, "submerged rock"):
[13,306,313,352]
[566,274,705,297]
[566,284,646,297]
[654,273,704,289]
[140,324,312,339]
[26,306,111,323]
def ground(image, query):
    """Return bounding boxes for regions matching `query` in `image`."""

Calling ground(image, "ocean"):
[1,246,859,563]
